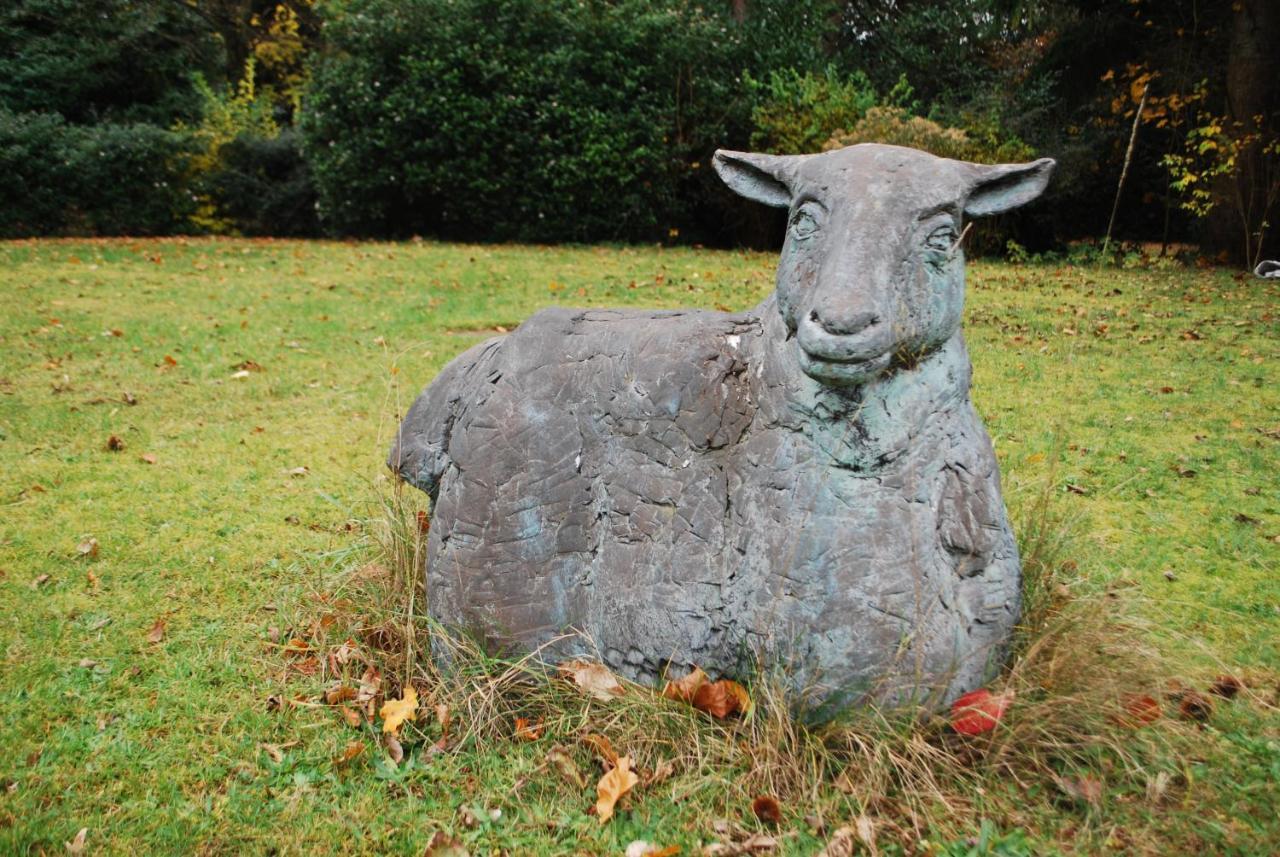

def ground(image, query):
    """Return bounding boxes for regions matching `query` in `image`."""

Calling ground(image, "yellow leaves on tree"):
[380,686,418,736]
[595,755,639,824]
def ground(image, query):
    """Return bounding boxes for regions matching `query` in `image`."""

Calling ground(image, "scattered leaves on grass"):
[546,746,587,789]
[557,659,626,701]
[140,452,157,465]
[282,637,311,655]
[30,574,50,590]
[333,741,364,766]
[514,717,543,741]
[950,688,1013,735]
[323,685,357,705]
[662,666,751,718]
[105,434,125,451]
[703,826,780,856]
[751,795,782,825]
[145,618,166,644]
[76,538,99,559]
[423,831,470,857]
[661,666,708,702]
[380,686,418,736]
[595,755,639,823]
[1209,675,1243,699]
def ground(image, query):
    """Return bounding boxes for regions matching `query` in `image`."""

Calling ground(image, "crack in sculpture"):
[390,143,1055,714]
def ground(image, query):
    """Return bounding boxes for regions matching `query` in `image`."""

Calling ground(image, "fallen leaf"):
[358,666,382,707]
[596,755,639,823]
[645,757,677,787]
[693,680,743,719]
[380,686,418,736]
[65,827,88,854]
[76,538,99,558]
[286,466,309,478]
[854,816,876,855]
[662,666,708,702]
[1209,675,1243,699]
[333,741,365,766]
[950,688,1012,735]
[230,370,251,379]
[1178,690,1213,721]
[435,702,451,738]
[86,570,99,590]
[78,658,96,668]
[234,360,265,372]
[752,795,782,825]
[163,355,178,367]
[282,637,311,655]
[105,435,125,451]
[260,741,299,763]
[385,734,404,764]
[626,842,681,857]
[702,833,779,855]
[1118,694,1162,727]
[581,733,619,767]
[122,391,137,405]
[514,717,543,741]
[423,831,470,857]
[817,827,856,857]
[1056,774,1104,806]
[417,509,431,534]
[30,574,50,590]
[146,618,166,643]
[324,685,357,705]
[546,746,587,789]
[339,705,363,728]
[557,659,626,701]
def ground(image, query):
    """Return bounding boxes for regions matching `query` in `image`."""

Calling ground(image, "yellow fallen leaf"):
[558,659,626,701]
[380,686,418,736]
[581,733,619,767]
[596,755,639,823]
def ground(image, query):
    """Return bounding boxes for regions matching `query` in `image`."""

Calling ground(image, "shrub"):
[746,66,877,154]
[209,129,318,236]
[824,106,1034,165]
[301,0,747,242]
[0,110,194,236]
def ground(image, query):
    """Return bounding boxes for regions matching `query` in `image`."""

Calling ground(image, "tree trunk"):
[1204,0,1279,265]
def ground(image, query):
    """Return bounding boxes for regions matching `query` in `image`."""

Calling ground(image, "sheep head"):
[715,143,1054,387]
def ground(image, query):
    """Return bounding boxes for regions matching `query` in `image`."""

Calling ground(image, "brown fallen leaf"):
[282,637,312,655]
[333,741,364,766]
[581,733,619,767]
[260,741,299,763]
[380,686,418,736]
[626,843,680,857]
[105,434,125,451]
[596,755,639,823]
[435,702,451,738]
[423,831,470,857]
[86,570,99,590]
[324,685,358,705]
[338,705,363,728]
[30,574,51,590]
[558,659,626,701]
[817,827,856,857]
[662,666,708,702]
[1056,774,1104,806]
[146,618,166,643]
[514,717,543,741]
[385,734,404,764]
[854,816,877,856]
[76,538,99,559]
[65,827,88,854]
[692,680,741,719]
[751,795,782,826]
[1209,675,1243,699]
[1178,690,1213,721]
[702,833,779,856]
[645,757,677,787]
[140,453,157,465]
[546,746,587,790]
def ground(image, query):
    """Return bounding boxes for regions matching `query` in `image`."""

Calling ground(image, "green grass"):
[0,238,1276,855]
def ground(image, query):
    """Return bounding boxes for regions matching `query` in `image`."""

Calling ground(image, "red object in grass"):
[950,688,1012,735]
[1122,694,1162,726]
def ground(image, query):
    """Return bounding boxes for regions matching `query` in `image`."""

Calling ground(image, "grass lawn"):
[1,238,1276,855]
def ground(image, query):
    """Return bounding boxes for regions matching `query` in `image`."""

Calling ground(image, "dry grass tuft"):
[316,471,1196,850]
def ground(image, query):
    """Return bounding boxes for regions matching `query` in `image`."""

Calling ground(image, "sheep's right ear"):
[713,150,797,208]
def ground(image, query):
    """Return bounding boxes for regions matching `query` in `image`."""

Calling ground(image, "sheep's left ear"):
[713,149,804,208]
[962,158,1056,217]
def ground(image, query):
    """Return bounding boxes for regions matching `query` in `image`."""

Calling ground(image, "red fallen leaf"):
[105,435,125,451]
[693,680,742,718]
[1118,694,1162,726]
[950,688,1012,735]
[752,795,782,825]
[416,510,431,534]
[1209,675,1242,699]
[162,355,178,367]
[514,717,543,741]
[282,637,312,655]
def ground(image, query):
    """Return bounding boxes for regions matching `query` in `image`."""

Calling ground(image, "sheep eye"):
[925,224,956,252]
[791,210,819,240]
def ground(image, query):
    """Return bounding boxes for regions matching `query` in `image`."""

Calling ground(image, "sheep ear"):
[962,158,1056,217]
[713,150,796,208]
